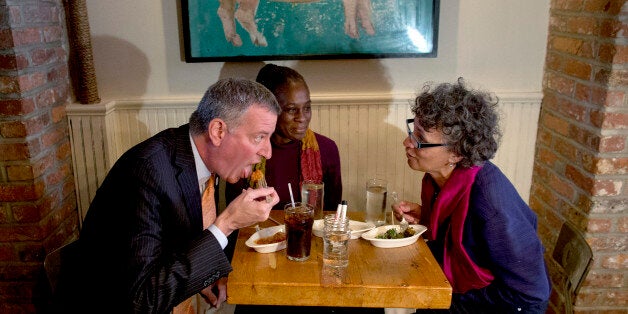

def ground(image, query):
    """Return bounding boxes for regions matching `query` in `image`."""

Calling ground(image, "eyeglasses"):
[406,119,447,149]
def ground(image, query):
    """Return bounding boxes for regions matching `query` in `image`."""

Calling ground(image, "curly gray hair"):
[411,78,501,167]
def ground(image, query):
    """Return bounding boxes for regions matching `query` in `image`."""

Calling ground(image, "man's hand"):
[214,187,279,236]
[200,277,227,308]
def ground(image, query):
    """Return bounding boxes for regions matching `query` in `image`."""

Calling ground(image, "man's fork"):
[258,176,272,203]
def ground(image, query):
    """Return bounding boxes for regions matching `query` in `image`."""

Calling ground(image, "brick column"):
[0,1,78,312]
[532,1,627,313]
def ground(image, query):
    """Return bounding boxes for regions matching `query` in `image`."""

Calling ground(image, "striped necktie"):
[202,174,216,229]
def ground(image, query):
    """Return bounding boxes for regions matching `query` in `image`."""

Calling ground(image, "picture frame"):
[181,0,439,62]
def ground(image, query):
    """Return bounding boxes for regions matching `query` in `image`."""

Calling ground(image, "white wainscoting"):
[67,93,541,223]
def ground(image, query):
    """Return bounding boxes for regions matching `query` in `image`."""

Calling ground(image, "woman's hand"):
[392,200,421,224]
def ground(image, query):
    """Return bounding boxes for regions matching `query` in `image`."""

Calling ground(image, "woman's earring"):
[449,163,454,167]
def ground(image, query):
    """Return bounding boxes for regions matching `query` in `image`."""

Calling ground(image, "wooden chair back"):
[551,222,593,313]
[44,240,79,293]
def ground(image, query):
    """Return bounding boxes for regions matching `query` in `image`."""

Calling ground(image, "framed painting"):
[181,0,439,62]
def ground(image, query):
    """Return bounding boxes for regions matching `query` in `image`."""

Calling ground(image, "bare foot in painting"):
[343,0,375,39]
[217,0,267,47]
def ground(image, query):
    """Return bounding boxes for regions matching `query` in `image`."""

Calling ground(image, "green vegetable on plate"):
[375,227,416,239]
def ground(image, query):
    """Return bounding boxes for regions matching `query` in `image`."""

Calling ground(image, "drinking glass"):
[284,202,314,262]
[322,214,351,268]
[301,180,324,219]
[365,178,387,226]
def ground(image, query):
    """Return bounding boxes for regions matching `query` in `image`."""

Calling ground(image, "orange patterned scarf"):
[248,129,322,187]
[300,129,323,184]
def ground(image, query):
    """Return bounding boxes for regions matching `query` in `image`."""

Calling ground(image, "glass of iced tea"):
[284,202,314,261]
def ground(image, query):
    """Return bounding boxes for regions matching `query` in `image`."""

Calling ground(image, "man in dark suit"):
[53,78,280,313]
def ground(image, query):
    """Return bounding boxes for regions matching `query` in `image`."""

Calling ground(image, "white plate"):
[245,225,286,253]
[312,219,375,239]
[360,224,427,248]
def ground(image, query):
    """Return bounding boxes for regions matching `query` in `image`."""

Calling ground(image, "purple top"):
[226,132,342,211]
[426,162,551,312]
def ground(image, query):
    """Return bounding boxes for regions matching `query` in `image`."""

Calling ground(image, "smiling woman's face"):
[272,80,312,145]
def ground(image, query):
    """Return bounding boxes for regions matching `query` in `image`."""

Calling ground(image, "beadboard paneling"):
[67,93,541,223]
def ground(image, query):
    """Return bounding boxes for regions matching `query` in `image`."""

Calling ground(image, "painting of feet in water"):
[181,0,439,61]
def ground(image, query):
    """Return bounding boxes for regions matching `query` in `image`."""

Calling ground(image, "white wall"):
[73,0,550,213]
[84,0,550,101]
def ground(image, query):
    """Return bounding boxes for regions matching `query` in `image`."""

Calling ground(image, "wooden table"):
[227,211,452,309]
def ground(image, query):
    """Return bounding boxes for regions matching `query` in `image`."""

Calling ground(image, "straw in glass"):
[288,183,295,208]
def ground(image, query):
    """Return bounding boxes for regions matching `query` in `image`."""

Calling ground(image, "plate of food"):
[361,224,427,248]
[312,219,375,239]
[245,225,286,253]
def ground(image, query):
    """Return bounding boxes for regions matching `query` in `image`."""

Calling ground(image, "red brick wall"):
[0,1,79,312]
[533,1,627,313]
[1,0,625,313]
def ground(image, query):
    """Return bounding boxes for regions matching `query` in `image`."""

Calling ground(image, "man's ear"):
[207,119,226,146]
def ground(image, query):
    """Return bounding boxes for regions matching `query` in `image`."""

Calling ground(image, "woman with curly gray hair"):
[393,78,550,313]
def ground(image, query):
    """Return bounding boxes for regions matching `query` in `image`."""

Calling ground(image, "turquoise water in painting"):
[185,0,436,60]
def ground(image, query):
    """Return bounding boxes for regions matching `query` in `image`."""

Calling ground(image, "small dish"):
[361,224,427,248]
[312,219,375,239]
[245,225,286,253]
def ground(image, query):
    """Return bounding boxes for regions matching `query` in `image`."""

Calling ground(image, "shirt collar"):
[189,132,211,188]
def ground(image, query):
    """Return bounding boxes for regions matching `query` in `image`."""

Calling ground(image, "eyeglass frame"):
[406,118,447,149]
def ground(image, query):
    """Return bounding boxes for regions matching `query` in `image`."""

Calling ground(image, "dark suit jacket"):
[54,124,232,313]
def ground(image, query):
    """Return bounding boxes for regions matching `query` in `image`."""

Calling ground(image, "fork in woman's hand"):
[391,191,408,232]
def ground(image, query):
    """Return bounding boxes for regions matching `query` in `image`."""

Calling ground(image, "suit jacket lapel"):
[172,124,203,231]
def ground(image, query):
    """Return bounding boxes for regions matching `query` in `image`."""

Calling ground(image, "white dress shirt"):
[189,133,228,249]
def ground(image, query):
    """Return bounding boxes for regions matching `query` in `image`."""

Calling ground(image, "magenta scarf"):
[421,166,494,293]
